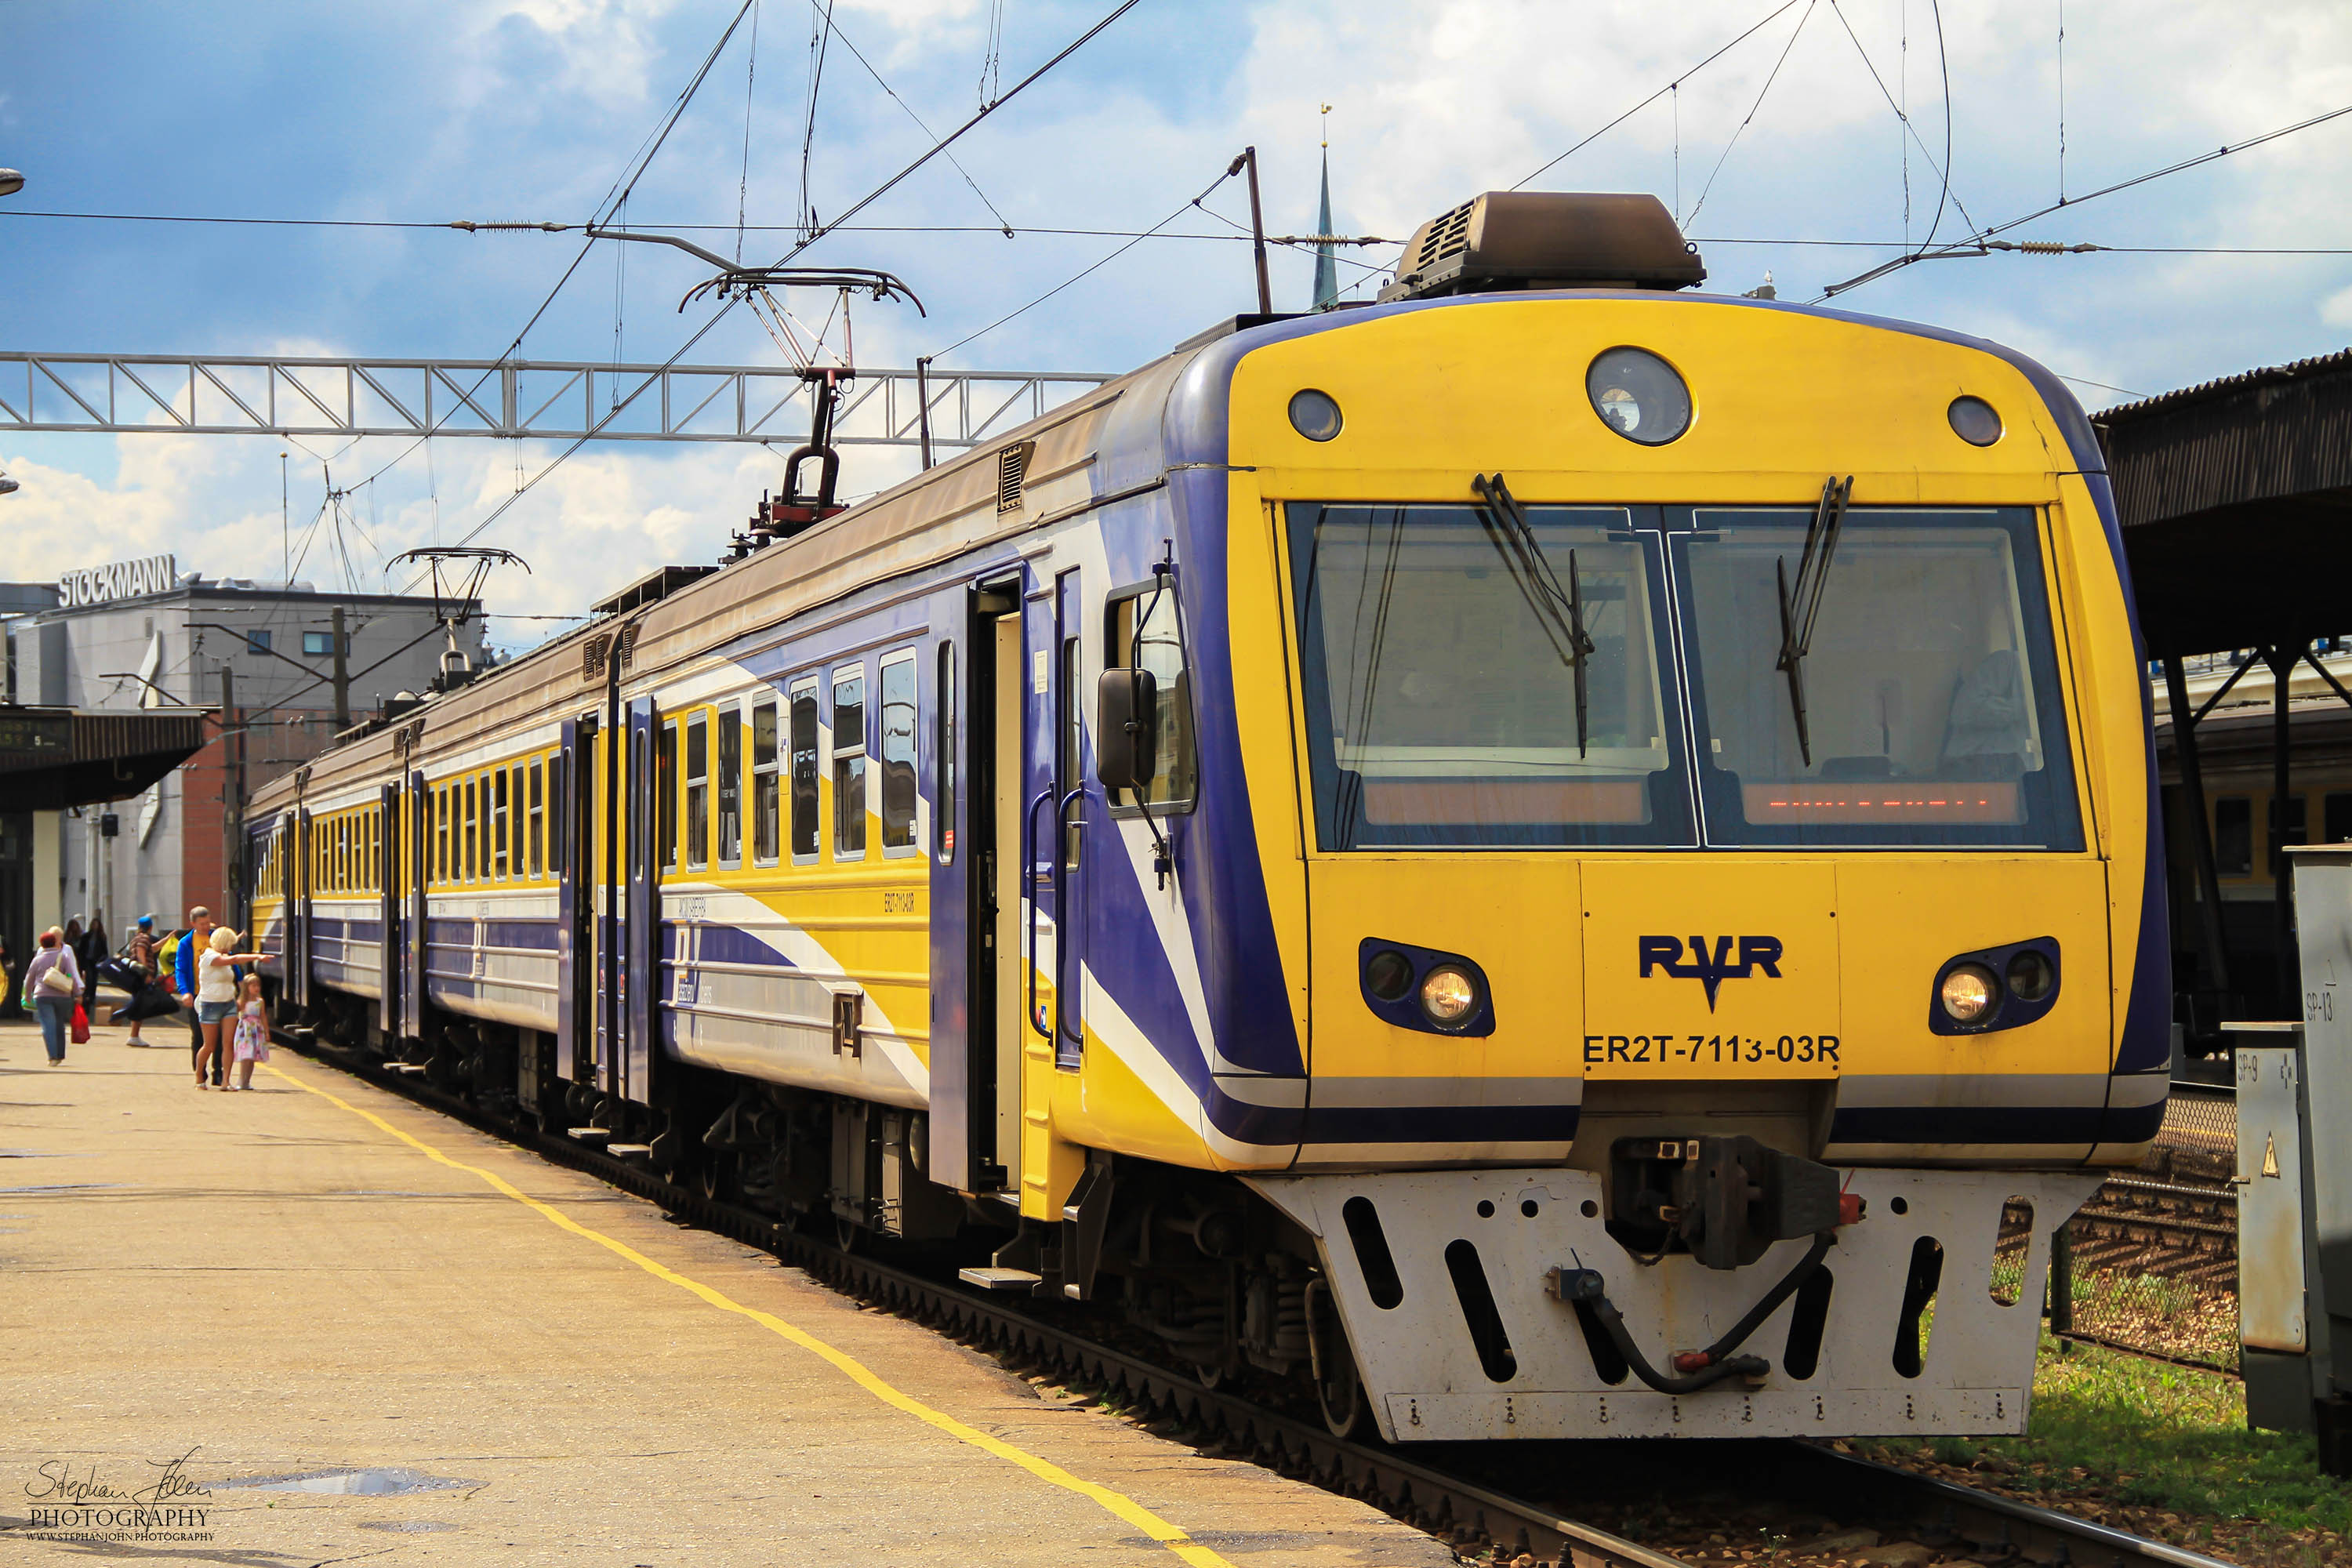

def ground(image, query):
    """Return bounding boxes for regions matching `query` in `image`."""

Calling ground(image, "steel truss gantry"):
[0,352,1116,449]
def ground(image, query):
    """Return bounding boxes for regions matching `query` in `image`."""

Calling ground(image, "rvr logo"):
[1639,935,1784,1011]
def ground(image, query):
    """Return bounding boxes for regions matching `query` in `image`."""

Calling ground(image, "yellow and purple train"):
[245,192,2167,1442]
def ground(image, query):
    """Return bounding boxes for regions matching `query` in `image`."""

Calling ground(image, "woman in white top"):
[192,927,263,1091]
[24,927,81,1065]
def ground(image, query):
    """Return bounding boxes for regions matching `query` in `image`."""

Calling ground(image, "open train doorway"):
[965,583,1025,1198]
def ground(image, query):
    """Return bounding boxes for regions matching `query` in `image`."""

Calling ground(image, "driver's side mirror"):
[1095,668,1159,793]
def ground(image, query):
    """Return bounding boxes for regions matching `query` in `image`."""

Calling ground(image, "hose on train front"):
[1568,1230,1838,1396]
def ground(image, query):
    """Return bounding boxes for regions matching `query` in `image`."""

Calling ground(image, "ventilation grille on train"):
[1407,198,1476,274]
[997,441,1036,514]
[582,634,612,681]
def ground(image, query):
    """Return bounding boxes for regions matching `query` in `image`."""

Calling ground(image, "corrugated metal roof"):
[2096,345,2352,426]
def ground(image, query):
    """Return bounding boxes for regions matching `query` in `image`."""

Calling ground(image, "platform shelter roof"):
[2096,347,2352,659]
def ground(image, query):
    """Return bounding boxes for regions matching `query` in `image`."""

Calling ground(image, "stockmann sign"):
[58,554,177,608]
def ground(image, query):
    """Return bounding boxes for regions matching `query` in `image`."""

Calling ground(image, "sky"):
[3,0,2350,653]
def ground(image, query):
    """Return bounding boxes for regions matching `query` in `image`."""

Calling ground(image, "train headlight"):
[1419,965,1479,1026]
[1938,963,2000,1024]
[1586,347,1691,445]
[2005,948,2055,1004]
[1365,948,1414,1002]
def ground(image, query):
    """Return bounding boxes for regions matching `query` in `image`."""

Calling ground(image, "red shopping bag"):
[70,1003,90,1044]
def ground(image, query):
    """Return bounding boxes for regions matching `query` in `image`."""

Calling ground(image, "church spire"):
[1312,103,1338,311]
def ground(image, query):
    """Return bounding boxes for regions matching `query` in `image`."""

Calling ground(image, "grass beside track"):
[1858,1333,2350,1566]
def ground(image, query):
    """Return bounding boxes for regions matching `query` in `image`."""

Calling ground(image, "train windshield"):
[1672,506,2084,849]
[1287,504,1691,848]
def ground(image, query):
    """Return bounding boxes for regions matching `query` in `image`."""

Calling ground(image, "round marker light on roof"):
[1939,963,2000,1025]
[1289,388,1343,441]
[1948,395,2003,446]
[1586,347,1691,445]
[1419,965,1479,1027]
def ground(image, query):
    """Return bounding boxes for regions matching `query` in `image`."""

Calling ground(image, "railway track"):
[278,1029,2237,1568]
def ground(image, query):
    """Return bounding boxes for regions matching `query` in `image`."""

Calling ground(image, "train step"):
[567,1127,612,1144]
[385,1062,426,1076]
[604,1143,652,1159]
[957,1267,1044,1291]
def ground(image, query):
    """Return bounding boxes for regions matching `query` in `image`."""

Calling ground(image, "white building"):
[2,554,481,942]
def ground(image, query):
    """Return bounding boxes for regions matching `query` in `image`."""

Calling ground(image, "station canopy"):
[0,706,209,811]
[2095,347,2352,659]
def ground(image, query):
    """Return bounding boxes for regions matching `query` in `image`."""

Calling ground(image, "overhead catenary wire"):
[360,0,764,513]
[1818,96,2352,298]
[1824,0,1981,239]
[408,0,1145,572]
[930,161,1243,362]
[1681,0,1817,228]
[1511,0,1805,191]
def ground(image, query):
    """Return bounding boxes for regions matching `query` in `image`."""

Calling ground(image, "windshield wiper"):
[1472,472,1597,757]
[1776,474,1854,768]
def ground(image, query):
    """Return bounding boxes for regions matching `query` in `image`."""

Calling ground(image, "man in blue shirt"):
[174,906,217,1085]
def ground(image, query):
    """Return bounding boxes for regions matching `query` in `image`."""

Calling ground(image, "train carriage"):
[243,193,2165,1444]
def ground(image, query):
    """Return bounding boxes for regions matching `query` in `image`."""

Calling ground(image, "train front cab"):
[1200,296,2164,1440]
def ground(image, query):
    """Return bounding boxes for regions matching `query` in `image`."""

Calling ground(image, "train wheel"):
[696,1152,732,1203]
[1316,1347,1367,1439]
[1310,1287,1369,1438]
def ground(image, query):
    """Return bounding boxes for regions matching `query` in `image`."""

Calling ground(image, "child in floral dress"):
[228,974,271,1091]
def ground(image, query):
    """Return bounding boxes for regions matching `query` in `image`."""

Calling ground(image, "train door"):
[554,717,594,1088]
[378,782,401,1040]
[950,586,1025,1196]
[288,807,311,1009]
[1051,569,1087,1071]
[623,696,659,1108]
[405,772,428,1044]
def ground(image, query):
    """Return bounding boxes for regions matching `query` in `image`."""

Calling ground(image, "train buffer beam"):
[960,1266,1044,1290]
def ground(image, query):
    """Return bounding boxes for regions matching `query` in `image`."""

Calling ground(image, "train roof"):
[249,287,2104,818]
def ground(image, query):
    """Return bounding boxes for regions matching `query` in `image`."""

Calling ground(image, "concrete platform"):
[0,1018,1454,1566]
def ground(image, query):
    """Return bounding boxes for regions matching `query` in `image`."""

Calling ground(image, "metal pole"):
[2162,655,2233,1000]
[331,606,350,734]
[915,356,935,471]
[2267,642,2300,1009]
[1243,147,1274,315]
[220,666,236,920]
[2048,1222,2074,1343]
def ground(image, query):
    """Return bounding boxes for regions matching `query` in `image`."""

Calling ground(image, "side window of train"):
[493,768,510,881]
[717,704,743,869]
[529,760,545,879]
[1105,583,1198,812]
[2215,796,2252,877]
[686,710,711,870]
[880,652,918,854]
[789,678,820,863]
[752,699,781,865]
[465,778,480,882]
[833,666,867,860]
[2328,791,2352,846]
[437,788,451,884]
[657,720,680,873]
[935,641,956,865]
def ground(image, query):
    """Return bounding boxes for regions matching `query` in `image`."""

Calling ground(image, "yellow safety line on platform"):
[266,1062,1238,1568]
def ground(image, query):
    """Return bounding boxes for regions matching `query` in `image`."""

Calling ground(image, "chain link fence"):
[2041,1087,2241,1372]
